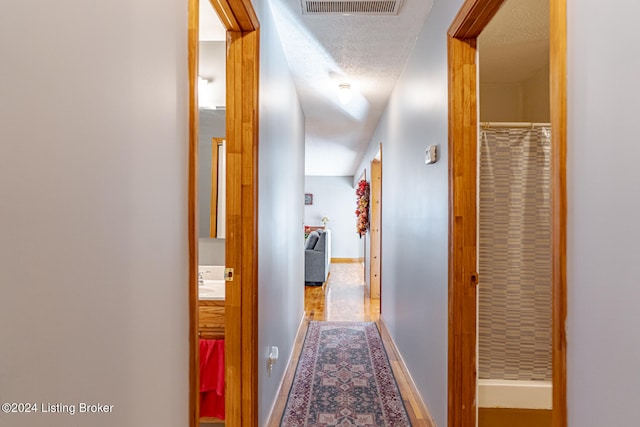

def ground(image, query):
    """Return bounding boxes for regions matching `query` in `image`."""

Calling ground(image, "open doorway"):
[369,145,382,312]
[477,1,552,425]
[196,4,227,425]
[188,0,260,425]
[446,0,567,426]
[302,169,377,321]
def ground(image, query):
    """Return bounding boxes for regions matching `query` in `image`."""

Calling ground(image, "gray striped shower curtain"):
[478,126,552,381]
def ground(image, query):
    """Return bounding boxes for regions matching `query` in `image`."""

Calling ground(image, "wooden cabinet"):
[199,300,225,339]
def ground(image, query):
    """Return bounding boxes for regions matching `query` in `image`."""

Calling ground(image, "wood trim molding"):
[447,1,567,427]
[189,1,259,427]
[187,1,199,426]
[226,26,260,427]
[235,28,260,427]
[550,0,567,425]
[369,157,382,299]
[209,0,241,31]
[447,32,479,427]
[210,0,259,31]
[233,0,260,30]
[200,416,225,424]
[448,0,505,38]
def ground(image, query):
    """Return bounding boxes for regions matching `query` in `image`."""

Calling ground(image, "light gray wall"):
[197,109,225,266]
[351,1,640,425]
[0,0,189,426]
[304,176,361,259]
[254,0,306,424]
[198,238,225,265]
[567,1,640,425]
[198,109,225,238]
[354,0,464,425]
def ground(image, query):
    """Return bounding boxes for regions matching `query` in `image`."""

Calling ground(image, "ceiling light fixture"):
[338,84,352,104]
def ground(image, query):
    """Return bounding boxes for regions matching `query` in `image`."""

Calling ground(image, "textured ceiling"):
[269,0,434,176]
[479,0,549,83]
[199,0,549,177]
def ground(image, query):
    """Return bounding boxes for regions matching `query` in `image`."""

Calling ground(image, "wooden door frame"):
[189,0,259,426]
[369,145,382,302]
[447,1,567,426]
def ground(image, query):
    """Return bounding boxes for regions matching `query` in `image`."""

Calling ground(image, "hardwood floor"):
[267,263,434,427]
[304,262,379,322]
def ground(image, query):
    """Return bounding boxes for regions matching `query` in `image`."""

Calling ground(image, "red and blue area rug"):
[280,321,411,426]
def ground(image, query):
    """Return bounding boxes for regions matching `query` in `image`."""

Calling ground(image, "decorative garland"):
[355,179,370,238]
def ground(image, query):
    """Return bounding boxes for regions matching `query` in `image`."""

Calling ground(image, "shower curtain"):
[478,126,552,382]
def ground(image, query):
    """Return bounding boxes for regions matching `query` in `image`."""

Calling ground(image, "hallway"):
[305,263,379,322]
[268,263,433,427]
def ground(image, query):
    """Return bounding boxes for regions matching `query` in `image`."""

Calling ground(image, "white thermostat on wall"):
[425,145,438,164]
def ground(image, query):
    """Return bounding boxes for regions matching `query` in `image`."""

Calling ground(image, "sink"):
[199,279,225,300]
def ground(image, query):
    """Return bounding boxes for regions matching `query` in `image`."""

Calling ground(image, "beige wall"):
[480,82,525,121]
[522,64,550,123]
[480,63,550,123]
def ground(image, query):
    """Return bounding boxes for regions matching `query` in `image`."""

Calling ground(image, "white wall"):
[304,176,361,259]
[354,1,463,424]
[0,1,188,426]
[254,0,306,424]
[567,1,640,425]
[199,41,226,109]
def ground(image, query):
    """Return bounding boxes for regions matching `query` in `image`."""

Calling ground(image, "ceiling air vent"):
[301,0,403,15]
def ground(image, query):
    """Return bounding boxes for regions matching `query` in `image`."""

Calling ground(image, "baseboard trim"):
[378,317,437,427]
[265,313,308,427]
[331,257,363,263]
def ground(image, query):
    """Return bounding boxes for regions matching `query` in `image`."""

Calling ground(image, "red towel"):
[199,339,225,419]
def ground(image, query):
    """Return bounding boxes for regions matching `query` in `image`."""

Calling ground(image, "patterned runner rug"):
[280,321,411,426]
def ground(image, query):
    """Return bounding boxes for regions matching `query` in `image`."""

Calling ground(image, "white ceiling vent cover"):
[301,0,403,15]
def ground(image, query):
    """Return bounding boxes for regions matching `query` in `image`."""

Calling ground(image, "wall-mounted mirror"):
[198,110,225,239]
[198,1,226,265]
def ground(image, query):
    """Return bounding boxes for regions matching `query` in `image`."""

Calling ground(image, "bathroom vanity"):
[198,266,226,338]
[198,266,226,424]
